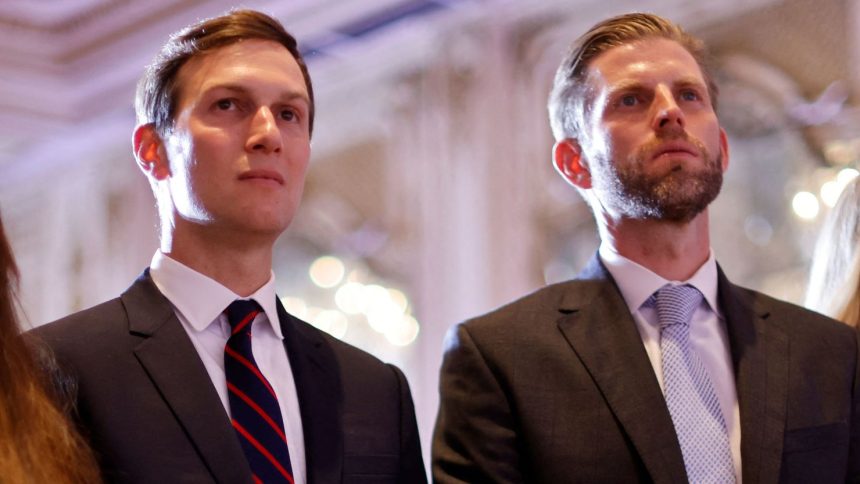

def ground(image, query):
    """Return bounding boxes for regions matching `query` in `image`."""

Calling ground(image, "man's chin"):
[647,171,721,221]
[616,184,720,223]
[221,214,294,242]
[650,204,707,224]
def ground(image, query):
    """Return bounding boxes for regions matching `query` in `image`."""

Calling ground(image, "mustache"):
[636,132,709,161]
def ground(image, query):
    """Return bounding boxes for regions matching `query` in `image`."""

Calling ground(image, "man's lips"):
[651,141,698,159]
[238,169,284,185]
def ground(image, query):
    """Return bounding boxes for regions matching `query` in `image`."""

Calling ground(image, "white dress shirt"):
[598,244,742,482]
[149,251,306,484]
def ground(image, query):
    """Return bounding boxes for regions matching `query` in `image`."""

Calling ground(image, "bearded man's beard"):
[595,134,723,223]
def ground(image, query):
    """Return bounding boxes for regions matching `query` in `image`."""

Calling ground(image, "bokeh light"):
[309,256,345,288]
[791,191,819,220]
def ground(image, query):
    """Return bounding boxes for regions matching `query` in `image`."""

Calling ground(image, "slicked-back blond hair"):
[547,12,718,141]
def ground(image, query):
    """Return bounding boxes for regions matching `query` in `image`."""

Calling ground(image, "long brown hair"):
[0,216,101,482]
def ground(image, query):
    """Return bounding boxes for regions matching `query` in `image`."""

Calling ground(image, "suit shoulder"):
[32,297,128,351]
[739,287,857,348]
[458,279,597,334]
[742,287,849,330]
[291,319,413,411]
[295,318,402,378]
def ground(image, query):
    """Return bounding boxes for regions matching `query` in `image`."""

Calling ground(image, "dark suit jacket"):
[35,270,427,484]
[432,256,860,483]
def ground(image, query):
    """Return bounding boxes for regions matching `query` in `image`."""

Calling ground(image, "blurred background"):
[2,0,859,469]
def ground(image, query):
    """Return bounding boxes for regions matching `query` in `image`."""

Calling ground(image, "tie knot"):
[654,284,702,329]
[225,299,262,331]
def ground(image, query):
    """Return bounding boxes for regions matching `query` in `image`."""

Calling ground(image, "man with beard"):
[432,13,859,483]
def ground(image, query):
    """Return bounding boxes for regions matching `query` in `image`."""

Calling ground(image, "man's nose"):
[651,86,685,132]
[246,107,282,154]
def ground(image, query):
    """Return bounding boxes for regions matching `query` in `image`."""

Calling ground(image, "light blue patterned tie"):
[655,284,735,483]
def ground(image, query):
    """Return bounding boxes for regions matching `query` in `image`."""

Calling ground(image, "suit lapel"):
[718,269,788,483]
[557,256,688,484]
[278,300,344,484]
[124,271,253,484]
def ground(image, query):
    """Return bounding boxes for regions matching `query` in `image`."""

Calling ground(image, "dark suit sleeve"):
[432,324,524,484]
[387,364,428,484]
[849,328,860,483]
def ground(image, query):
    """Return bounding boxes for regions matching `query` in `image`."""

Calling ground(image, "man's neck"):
[598,211,711,281]
[160,225,276,297]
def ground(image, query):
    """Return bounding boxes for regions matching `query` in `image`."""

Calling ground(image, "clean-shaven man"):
[37,10,426,483]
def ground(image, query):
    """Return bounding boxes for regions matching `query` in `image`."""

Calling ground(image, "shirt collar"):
[149,250,283,338]
[598,243,720,317]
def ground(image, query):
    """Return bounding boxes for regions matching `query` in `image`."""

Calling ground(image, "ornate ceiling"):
[0,0,838,164]
[0,0,497,151]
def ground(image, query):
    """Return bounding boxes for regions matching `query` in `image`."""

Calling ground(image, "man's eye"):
[680,90,700,101]
[619,95,638,107]
[280,109,297,121]
[215,99,234,110]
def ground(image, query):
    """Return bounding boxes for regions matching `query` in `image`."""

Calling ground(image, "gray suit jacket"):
[35,270,427,484]
[433,255,860,483]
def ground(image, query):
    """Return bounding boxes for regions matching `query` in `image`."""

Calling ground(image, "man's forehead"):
[173,39,306,103]
[583,38,705,88]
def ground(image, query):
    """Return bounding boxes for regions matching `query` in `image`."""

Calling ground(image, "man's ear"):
[132,124,170,181]
[553,138,592,189]
[719,127,730,173]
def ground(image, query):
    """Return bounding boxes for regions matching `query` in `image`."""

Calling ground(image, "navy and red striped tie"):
[224,299,294,484]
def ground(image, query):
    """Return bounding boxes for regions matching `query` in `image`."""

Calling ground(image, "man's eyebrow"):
[673,77,708,90]
[603,80,646,98]
[596,81,647,109]
[602,77,707,98]
[204,84,310,105]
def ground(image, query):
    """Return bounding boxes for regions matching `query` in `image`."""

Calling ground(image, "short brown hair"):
[547,12,717,141]
[135,9,315,138]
